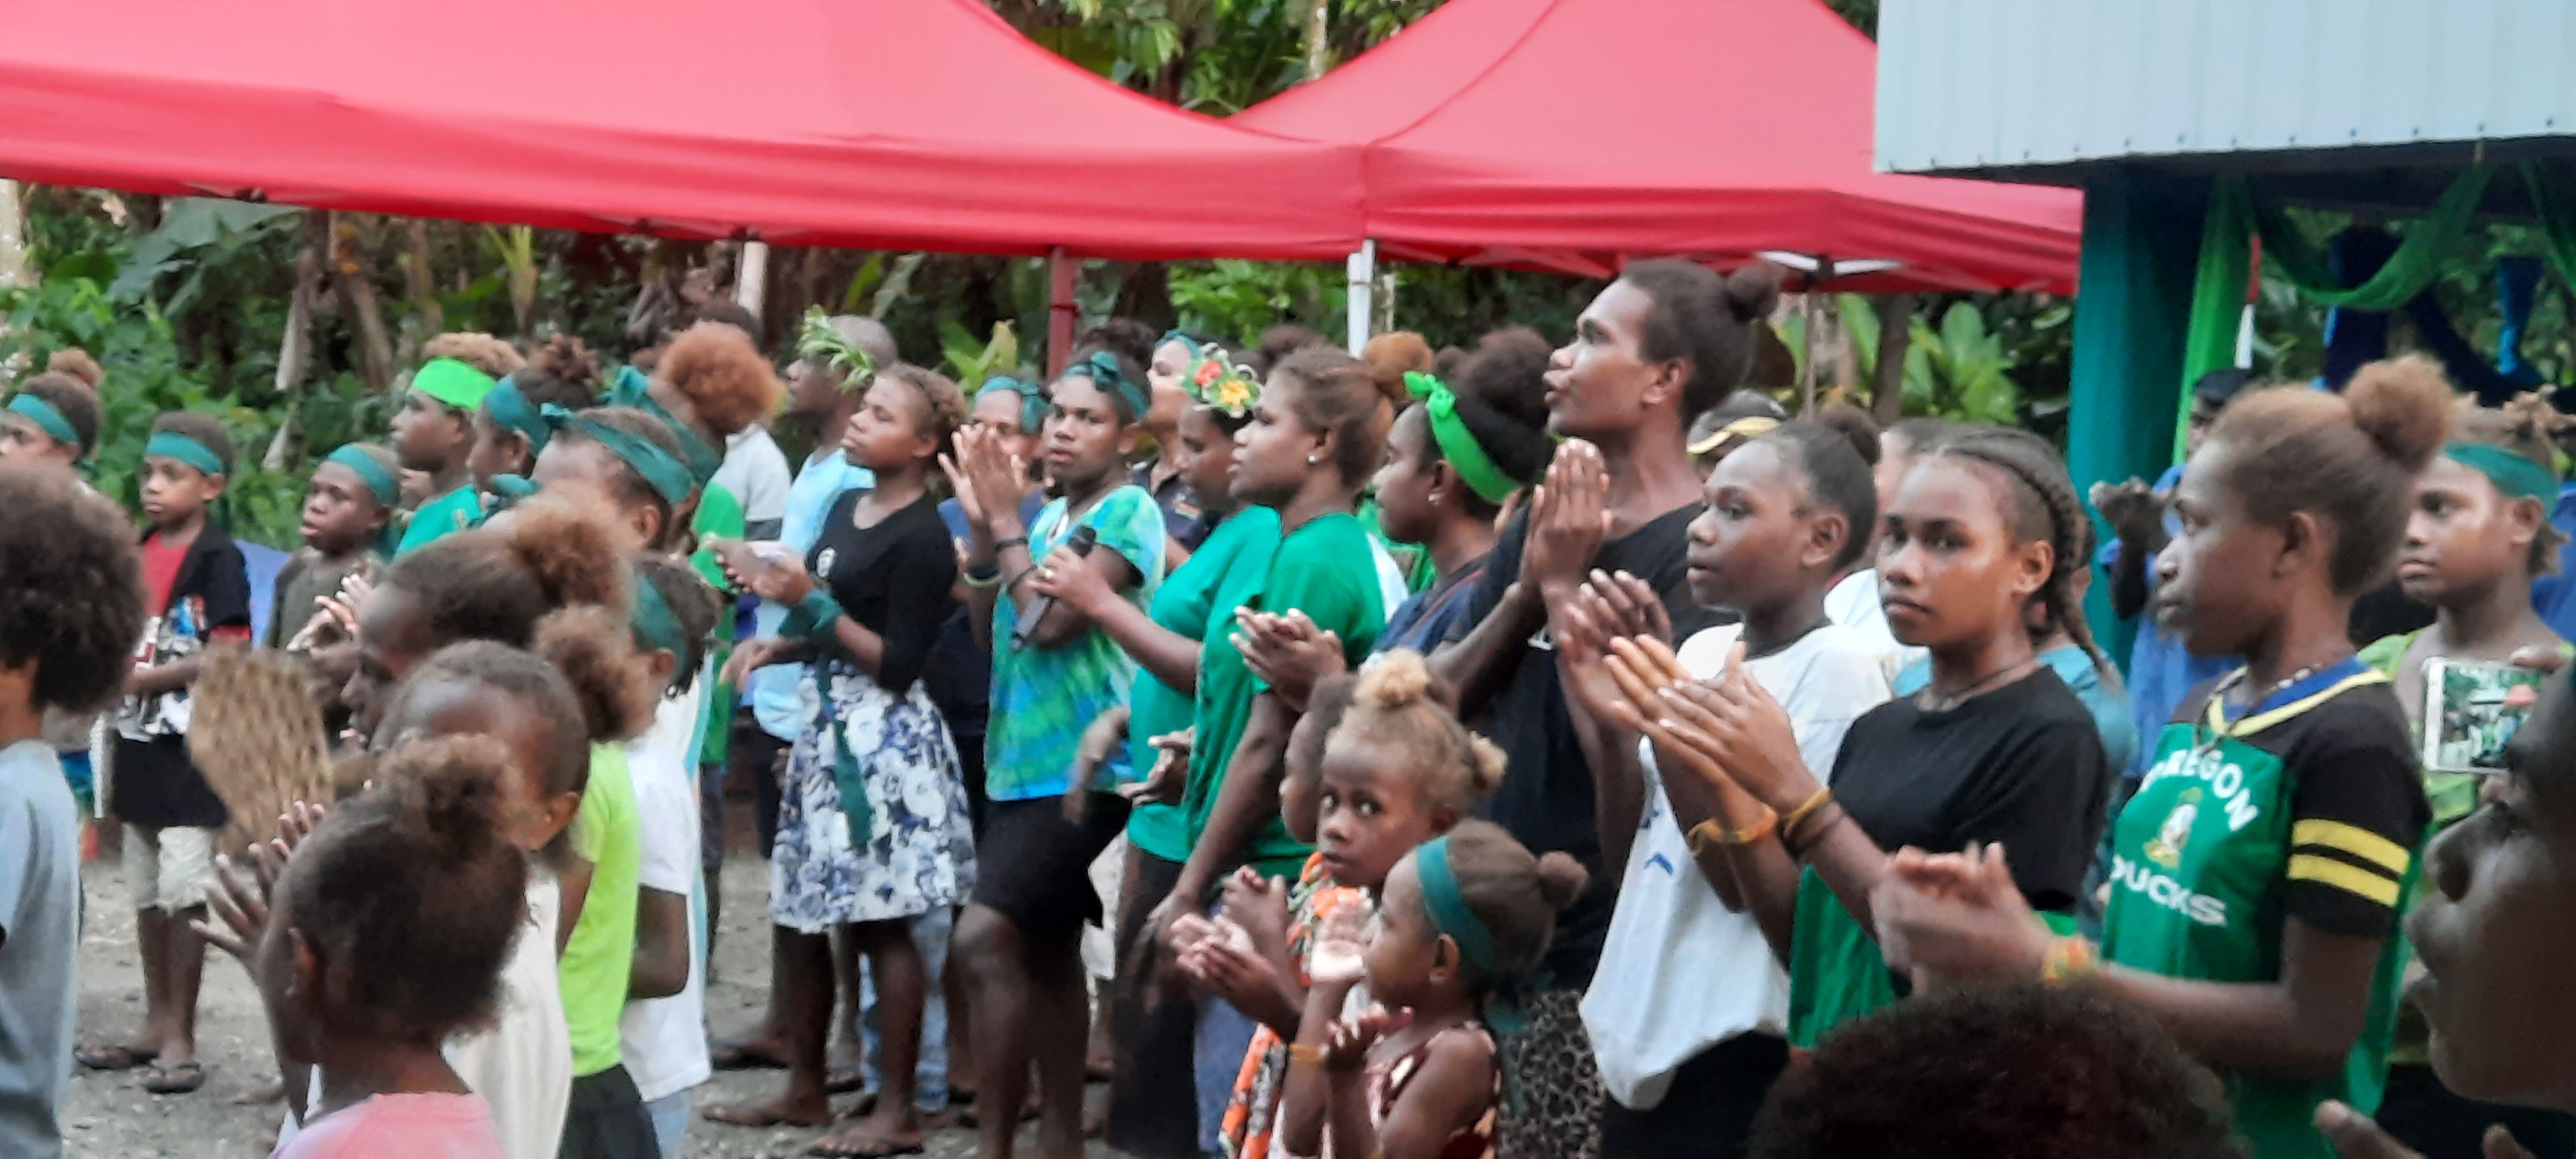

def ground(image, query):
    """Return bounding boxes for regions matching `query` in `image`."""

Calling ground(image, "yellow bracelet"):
[1287,1043,1326,1067]
[2040,935,2098,985]
[1685,811,1778,857]
[1778,787,1833,834]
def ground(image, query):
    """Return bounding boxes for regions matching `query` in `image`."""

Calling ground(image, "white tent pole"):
[735,240,770,323]
[1347,239,1376,353]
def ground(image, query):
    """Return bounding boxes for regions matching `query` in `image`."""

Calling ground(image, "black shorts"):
[558,1064,658,1159]
[1108,849,1201,1159]
[970,794,1131,945]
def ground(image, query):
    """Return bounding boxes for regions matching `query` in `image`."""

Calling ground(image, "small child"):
[0,371,102,472]
[1307,820,1586,1159]
[89,411,253,1097]
[200,738,529,1158]
[466,335,601,495]
[394,336,521,557]
[0,465,146,1159]
[271,444,401,650]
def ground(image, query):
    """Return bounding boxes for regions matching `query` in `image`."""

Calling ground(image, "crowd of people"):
[7,261,2576,1159]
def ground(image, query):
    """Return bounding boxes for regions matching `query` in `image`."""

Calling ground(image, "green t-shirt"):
[1127,508,1281,863]
[1786,869,2077,1050]
[986,486,1169,801]
[561,744,643,1077]
[691,482,746,769]
[1174,511,1385,879]
[395,484,487,558]
[2105,666,2427,1159]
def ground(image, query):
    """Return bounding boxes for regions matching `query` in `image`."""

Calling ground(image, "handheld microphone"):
[1010,524,1099,650]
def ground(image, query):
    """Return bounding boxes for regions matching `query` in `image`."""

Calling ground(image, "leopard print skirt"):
[1495,987,1605,1159]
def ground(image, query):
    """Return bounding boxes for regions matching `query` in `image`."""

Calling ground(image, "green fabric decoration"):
[413,357,498,411]
[484,375,551,457]
[541,404,695,506]
[982,375,1048,434]
[1062,350,1148,422]
[144,431,225,477]
[780,589,846,643]
[324,444,401,507]
[2521,163,2576,303]
[2243,165,2494,311]
[2174,179,2254,461]
[488,474,539,501]
[7,392,80,449]
[628,569,688,665]
[603,366,723,485]
[2445,442,2557,504]
[1405,372,1522,504]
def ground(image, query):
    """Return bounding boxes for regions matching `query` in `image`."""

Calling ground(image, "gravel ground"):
[63,833,1130,1159]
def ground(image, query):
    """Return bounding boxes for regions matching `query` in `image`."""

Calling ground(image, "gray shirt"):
[0,740,79,1159]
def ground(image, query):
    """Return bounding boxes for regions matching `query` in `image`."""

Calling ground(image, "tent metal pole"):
[1048,247,1077,379]
[1347,238,1376,353]
[735,240,769,323]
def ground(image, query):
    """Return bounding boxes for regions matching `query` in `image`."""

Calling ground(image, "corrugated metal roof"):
[1877,0,2576,179]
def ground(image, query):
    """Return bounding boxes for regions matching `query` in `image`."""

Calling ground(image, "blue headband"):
[484,376,551,457]
[6,393,80,450]
[603,366,723,486]
[144,430,225,477]
[323,444,401,507]
[542,404,696,507]
[1061,350,1148,424]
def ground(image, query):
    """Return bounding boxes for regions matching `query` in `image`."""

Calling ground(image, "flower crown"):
[1185,341,1262,419]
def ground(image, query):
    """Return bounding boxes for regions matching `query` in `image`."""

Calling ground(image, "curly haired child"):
[0,465,144,1158]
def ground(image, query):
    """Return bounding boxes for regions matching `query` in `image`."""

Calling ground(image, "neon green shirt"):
[561,744,641,1077]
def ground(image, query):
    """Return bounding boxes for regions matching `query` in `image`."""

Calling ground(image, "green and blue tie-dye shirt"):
[984,485,1168,801]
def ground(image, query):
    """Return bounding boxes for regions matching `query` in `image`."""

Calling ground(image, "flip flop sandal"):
[75,1044,155,1071]
[824,1067,867,1095]
[708,1039,791,1071]
[142,1060,209,1095]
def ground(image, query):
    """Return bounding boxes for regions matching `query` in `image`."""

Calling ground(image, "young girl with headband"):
[0,370,102,470]
[468,335,603,500]
[1873,362,2448,1159]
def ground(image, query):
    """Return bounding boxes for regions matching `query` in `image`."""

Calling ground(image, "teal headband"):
[982,375,1048,435]
[323,445,401,507]
[1062,350,1149,424]
[1414,836,1502,979]
[1405,372,1522,504]
[605,366,723,486]
[413,357,498,412]
[1159,328,1197,354]
[542,404,696,507]
[484,376,551,457]
[7,392,81,450]
[2446,442,2557,504]
[144,430,225,477]
[629,569,688,666]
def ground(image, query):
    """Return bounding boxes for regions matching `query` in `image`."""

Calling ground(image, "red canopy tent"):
[0,0,1364,261]
[1236,0,2081,294]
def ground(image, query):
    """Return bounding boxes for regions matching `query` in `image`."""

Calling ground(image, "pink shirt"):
[272,1093,504,1159]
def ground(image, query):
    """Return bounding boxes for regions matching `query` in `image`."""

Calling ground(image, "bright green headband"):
[413,357,498,411]
[1405,372,1520,504]
[629,569,688,667]
[7,392,81,450]
[484,376,551,457]
[323,444,401,507]
[542,404,696,507]
[605,366,722,486]
[1414,836,1502,979]
[2446,442,2558,504]
[144,431,225,477]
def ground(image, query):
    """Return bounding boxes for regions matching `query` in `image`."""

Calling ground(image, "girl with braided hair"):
[1873,363,2452,1159]
[1589,411,2114,1060]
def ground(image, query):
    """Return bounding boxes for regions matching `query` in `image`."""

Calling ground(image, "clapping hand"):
[1870,842,2049,991]
[1321,1009,1403,1073]
[1519,440,1612,603]
[1121,728,1191,806]
[1233,608,1345,712]
[940,426,1029,537]
[2314,1100,2533,1159]
[1605,638,1815,813]
[192,800,328,964]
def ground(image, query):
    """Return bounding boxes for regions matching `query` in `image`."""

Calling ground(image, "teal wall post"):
[2067,171,2208,672]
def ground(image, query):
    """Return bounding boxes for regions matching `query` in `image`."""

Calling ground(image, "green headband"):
[1405,372,1521,504]
[413,357,498,412]
[484,376,551,457]
[1063,350,1149,424]
[629,569,688,666]
[144,430,225,477]
[323,444,401,507]
[2446,442,2558,504]
[1414,836,1502,980]
[543,404,696,507]
[982,375,1048,435]
[605,366,723,486]
[7,392,82,450]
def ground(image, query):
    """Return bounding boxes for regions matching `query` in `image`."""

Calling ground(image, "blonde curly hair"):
[1323,649,1504,814]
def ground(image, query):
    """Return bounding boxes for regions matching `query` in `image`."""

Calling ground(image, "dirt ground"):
[62,834,1131,1159]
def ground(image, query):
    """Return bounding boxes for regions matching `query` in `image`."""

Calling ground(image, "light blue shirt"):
[750,451,877,740]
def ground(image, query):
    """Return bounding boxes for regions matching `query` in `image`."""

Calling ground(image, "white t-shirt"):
[287,871,573,1159]
[1823,569,1923,686]
[1582,622,1891,1109]
[620,683,710,1103]
[712,426,795,527]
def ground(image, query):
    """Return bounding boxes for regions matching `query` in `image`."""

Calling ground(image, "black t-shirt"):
[111,530,253,830]
[1443,502,1728,985]
[808,490,958,696]
[1832,666,2112,911]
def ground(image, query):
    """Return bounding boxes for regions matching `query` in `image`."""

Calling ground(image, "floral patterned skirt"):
[769,664,976,933]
